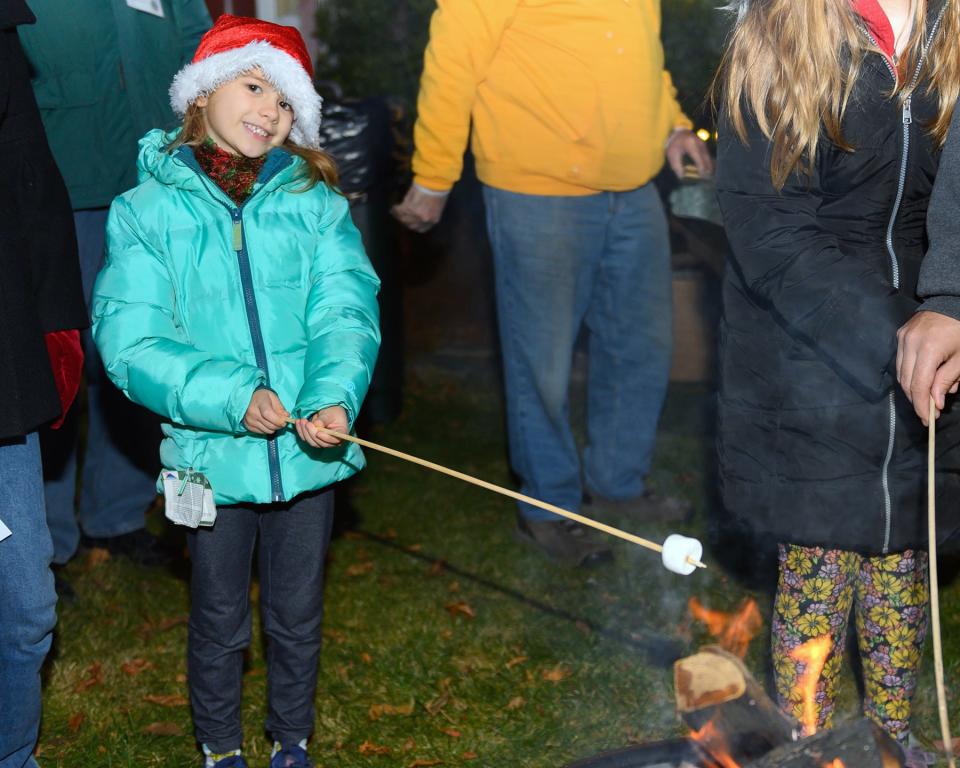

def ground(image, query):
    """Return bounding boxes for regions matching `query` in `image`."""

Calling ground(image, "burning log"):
[744,718,904,768]
[674,646,797,764]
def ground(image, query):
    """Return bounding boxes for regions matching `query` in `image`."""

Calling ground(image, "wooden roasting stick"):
[288,420,706,569]
[929,399,956,768]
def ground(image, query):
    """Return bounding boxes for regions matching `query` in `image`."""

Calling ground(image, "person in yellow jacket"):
[393,0,712,566]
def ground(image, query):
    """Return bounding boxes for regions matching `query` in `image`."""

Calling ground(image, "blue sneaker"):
[211,758,247,768]
[202,745,247,768]
[270,741,314,768]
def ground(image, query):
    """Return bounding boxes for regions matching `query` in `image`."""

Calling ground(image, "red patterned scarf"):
[194,138,267,206]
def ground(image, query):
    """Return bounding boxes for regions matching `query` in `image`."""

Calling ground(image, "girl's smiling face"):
[195,69,294,157]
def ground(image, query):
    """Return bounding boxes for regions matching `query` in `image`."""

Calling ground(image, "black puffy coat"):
[715,0,960,555]
[0,1,87,440]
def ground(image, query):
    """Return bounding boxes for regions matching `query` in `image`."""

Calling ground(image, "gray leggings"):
[186,489,334,752]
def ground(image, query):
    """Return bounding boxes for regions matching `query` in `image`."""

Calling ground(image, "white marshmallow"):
[661,534,703,575]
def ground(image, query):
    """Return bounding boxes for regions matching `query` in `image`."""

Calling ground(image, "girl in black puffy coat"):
[715,0,960,751]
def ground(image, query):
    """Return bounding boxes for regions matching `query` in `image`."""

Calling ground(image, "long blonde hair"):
[718,0,960,189]
[168,103,340,191]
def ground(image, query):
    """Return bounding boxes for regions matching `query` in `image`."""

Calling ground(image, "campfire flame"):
[789,635,832,737]
[688,719,742,768]
[688,597,762,658]
[823,760,845,767]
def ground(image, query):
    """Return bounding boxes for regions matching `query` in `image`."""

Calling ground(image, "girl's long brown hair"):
[718,0,960,189]
[169,102,340,191]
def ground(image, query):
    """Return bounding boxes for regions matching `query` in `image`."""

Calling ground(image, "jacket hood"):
[135,128,299,198]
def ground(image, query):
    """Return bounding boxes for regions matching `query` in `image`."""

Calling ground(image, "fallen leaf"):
[358,740,391,755]
[575,621,592,636]
[407,543,423,552]
[541,664,572,683]
[462,752,478,760]
[506,696,525,710]
[68,713,85,733]
[368,701,415,720]
[425,694,449,716]
[934,738,960,752]
[408,760,442,767]
[505,655,528,669]
[176,674,186,683]
[143,694,188,707]
[402,738,416,752]
[448,581,460,593]
[86,548,111,569]
[137,615,188,638]
[444,601,475,620]
[324,628,346,643]
[157,615,189,631]
[442,728,461,738]
[361,652,373,664]
[346,561,374,577]
[428,559,446,576]
[142,722,183,736]
[121,658,155,676]
[386,528,398,539]
[75,661,104,692]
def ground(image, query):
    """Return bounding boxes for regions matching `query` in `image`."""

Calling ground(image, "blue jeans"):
[0,433,56,768]
[483,184,672,521]
[187,491,334,752]
[41,209,159,564]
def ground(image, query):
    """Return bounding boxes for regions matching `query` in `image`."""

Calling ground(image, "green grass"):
[38,376,960,767]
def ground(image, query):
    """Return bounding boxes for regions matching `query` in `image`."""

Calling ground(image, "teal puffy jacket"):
[92,129,381,505]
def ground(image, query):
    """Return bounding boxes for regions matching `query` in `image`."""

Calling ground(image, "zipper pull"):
[903,96,913,125]
[232,220,243,252]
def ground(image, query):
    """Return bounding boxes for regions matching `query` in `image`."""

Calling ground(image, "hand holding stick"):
[290,420,706,573]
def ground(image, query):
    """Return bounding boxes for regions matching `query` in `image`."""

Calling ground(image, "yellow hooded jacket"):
[412,0,692,197]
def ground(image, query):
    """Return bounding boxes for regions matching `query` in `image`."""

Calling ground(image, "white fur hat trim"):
[169,40,322,149]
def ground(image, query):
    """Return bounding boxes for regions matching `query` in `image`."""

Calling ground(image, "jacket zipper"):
[862,5,946,552]
[178,149,291,503]
[231,209,285,502]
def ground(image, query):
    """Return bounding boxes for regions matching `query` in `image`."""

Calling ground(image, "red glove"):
[44,330,84,429]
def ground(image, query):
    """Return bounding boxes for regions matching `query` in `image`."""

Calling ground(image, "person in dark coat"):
[17,0,210,571]
[715,0,960,755]
[0,2,88,765]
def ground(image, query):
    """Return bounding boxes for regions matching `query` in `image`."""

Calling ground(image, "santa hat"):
[170,14,322,149]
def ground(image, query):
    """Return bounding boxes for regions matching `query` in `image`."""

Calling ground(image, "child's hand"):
[295,406,348,449]
[244,388,290,435]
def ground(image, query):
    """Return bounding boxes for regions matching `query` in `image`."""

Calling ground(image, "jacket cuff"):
[413,175,454,194]
[231,372,269,433]
[917,296,960,322]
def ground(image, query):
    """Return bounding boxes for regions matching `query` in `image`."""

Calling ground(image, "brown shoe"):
[513,517,613,567]
[584,491,692,524]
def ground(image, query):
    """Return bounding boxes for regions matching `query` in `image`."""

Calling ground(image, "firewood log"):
[745,718,904,768]
[674,646,797,764]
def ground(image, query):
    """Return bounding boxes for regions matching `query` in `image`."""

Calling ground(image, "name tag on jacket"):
[126,0,165,17]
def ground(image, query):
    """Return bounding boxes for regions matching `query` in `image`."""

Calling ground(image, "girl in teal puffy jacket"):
[91,16,379,768]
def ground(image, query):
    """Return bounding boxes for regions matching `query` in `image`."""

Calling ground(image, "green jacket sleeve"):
[175,0,211,65]
[295,190,381,424]
[92,197,266,433]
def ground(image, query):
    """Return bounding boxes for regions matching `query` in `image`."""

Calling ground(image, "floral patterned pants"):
[771,543,929,742]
